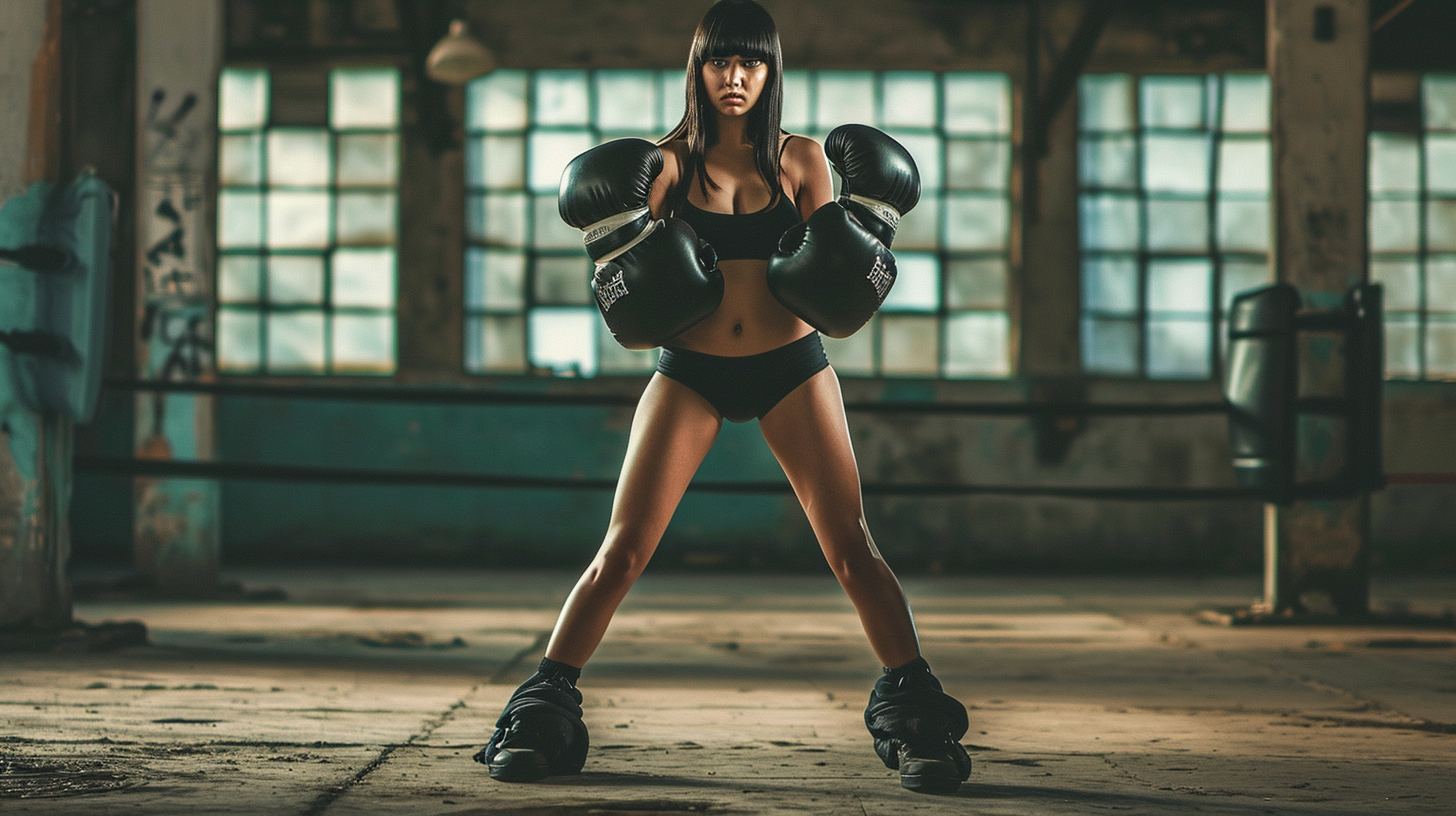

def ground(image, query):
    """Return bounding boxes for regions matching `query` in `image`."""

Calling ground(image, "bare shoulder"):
[779,133,826,175]
[649,139,689,217]
[779,133,833,216]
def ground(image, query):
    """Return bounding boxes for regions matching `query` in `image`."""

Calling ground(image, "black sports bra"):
[677,195,801,261]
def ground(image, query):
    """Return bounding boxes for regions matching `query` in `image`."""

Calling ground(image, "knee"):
[827,548,886,591]
[591,531,651,585]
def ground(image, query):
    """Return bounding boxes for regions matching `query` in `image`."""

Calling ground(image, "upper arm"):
[649,140,685,219]
[783,135,834,220]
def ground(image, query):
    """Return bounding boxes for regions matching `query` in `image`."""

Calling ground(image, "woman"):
[478,0,971,795]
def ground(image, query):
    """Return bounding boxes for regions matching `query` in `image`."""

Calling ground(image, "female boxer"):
[478,0,971,794]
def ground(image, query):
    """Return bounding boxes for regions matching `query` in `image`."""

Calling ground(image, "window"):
[1370,74,1456,380]
[463,69,1015,379]
[1079,73,1272,380]
[215,67,400,375]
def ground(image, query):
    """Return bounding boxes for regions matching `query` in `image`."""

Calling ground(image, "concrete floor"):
[2,569,1455,815]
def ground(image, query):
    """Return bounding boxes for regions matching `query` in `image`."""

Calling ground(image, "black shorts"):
[657,332,830,423]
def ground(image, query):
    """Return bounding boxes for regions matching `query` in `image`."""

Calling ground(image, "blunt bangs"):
[698,3,777,64]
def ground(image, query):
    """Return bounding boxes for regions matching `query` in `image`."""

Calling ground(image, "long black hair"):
[661,0,786,201]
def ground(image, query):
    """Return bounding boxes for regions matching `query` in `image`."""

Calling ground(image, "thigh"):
[757,366,867,541]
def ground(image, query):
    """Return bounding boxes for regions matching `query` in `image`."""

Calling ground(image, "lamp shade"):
[426,20,495,84]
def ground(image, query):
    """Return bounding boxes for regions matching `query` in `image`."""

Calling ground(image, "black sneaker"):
[895,739,971,794]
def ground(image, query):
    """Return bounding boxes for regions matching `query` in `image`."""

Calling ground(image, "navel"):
[733,322,743,336]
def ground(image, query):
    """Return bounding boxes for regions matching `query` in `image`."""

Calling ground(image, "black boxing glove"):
[559,139,723,349]
[767,126,920,338]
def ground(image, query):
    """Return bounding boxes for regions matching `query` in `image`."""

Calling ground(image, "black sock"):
[883,656,931,680]
[537,657,582,686]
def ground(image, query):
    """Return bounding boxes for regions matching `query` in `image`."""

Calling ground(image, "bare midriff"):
[669,257,813,356]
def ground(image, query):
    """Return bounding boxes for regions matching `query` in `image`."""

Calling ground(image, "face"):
[701,55,769,118]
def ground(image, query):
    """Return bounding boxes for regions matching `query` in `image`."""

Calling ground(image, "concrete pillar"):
[1267,0,1371,614]
[0,0,71,629]
[133,0,222,593]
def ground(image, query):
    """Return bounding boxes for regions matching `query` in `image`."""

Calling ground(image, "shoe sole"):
[900,758,966,795]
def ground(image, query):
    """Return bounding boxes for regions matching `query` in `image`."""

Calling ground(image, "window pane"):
[335,192,397,244]
[529,307,597,376]
[534,255,591,305]
[467,314,526,372]
[468,135,526,189]
[1143,134,1210,193]
[814,72,875,129]
[1427,199,1456,252]
[661,70,687,131]
[1221,261,1271,314]
[823,325,875,375]
[596,71,658,131]
[535,193,584,249]
[947,139,1010,191]
[1082,257,1139,314]
[217,307,262,372]
[331,69,398,129]
[1427,135,1456,194]
[944,73,1010,135]
[267,255,325,305]
[944,194,1007,251]
[1146,318,1211,379]
[1425,320,1456,377]
[467,70,529,131]
[332,313,394,373]
[1427,256,1456,311]
[1385,315,1421,378]
[1370,133,1421,194]
[220,133,263,187]
[945,258,1007,310]
[1217,198,1270,253]
[267,129,331,187]
[1371,258,1421,311]
[1080,74,1133,133]
[529,130,594,192]
[1083,318,1139,374]
[1370,198,1421,253]
[881,252,939,312]
[780,71,810,131]
[1140,76,1206,130]
[1147,259,1212,314]
[1217,138,1269,194]
[881,72,937,128]
[1423,75,1456,131]
[880,314,939,376]
[332,248,395,309]
[1080,194,1141,251]
[465,248,526,310]
[267,191,331,248]
[468,191,528,246]
[1145,198,1209,253]
[218,191,263,247]
[535,70,591,127]
[267,311,326,372]
[945,311,1009,377]
[219,68,268,130]
[337,133,398,187]
[218,254,263,304]
[893,192,940,250]
[1221,74,1269,133]
[1079,135,1136,189]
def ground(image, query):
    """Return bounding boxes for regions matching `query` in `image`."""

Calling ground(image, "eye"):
[744,59,763,69]
[708,58,728,68]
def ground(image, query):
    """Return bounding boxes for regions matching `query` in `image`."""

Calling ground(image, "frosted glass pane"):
[1146,319,1211,379]
[1141,76,1206,130]
[218,191,263,248]
[337,133,398,187]
[267,311,326,372]
[335,192,396,244]
[466,315,526,372]
[893,192,939,250]
[814,72,875,129]
[1427,199,1456,252]
[268,255,324,305]
[467,135,526,189]
[535,255,591,305]
[1423,75,1456,131]
[1146,199,1209,253]
[881,72,937,128]
[331,314,394,373]
[887,131,940,189]
[219,68,268,130]
[1384,316,1420,378]
[468,192,528,245]
[1425,321,1456,377]
[880,314,939,377]
[945,258,1007,310]
[535,71,591,127]
[267,130,331,187]
[1217,198,1270,253]
[266,191,331,249]
[1143,134,1210,193]
[822,324,875,376]
[1371,259,1421,311]
[1220,74,1269,133]
[331,69,399,129]
[598,321,658,373]
[530,308,597,376]
[1079,135,1136,189]
[1370,134,1420,194]
[1221,261,1271,314]
[529,130,594,192]
[216,307,262,372]
[1082,257,1139,314]
[1147,259,1212,314]
[1370,198,1420,253]
[947,139,1010,191]
[535,193,584,249]
[218,254,262,303]
[660,70,687,131]
[781,71,810,131]
[945,311,1009,377]
[1217,139,1269,194]
[1080,194,1141,251]
[332,248,395,309]
[1082,318,1138,375]
[1428,256,1456,311]
[1080,74,1133,133]
[220,134,263,186]
[943,194,1007,251]
[465,248,526,310]
[467,70,529,131]
[596,71,658,131]
[944,73,1010,135]
[880,252,938,312]
[1427,135,1456,194]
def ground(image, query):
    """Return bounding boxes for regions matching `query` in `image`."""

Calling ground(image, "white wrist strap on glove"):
[581,207,656,264]
[844,194,900,231]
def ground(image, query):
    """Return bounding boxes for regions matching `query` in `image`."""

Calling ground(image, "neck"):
[712,113,751,150]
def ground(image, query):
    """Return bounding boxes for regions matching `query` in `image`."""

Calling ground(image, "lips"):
[721,93,746,104]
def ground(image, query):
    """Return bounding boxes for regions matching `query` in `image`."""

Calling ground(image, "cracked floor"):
[2,570,1454,815]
